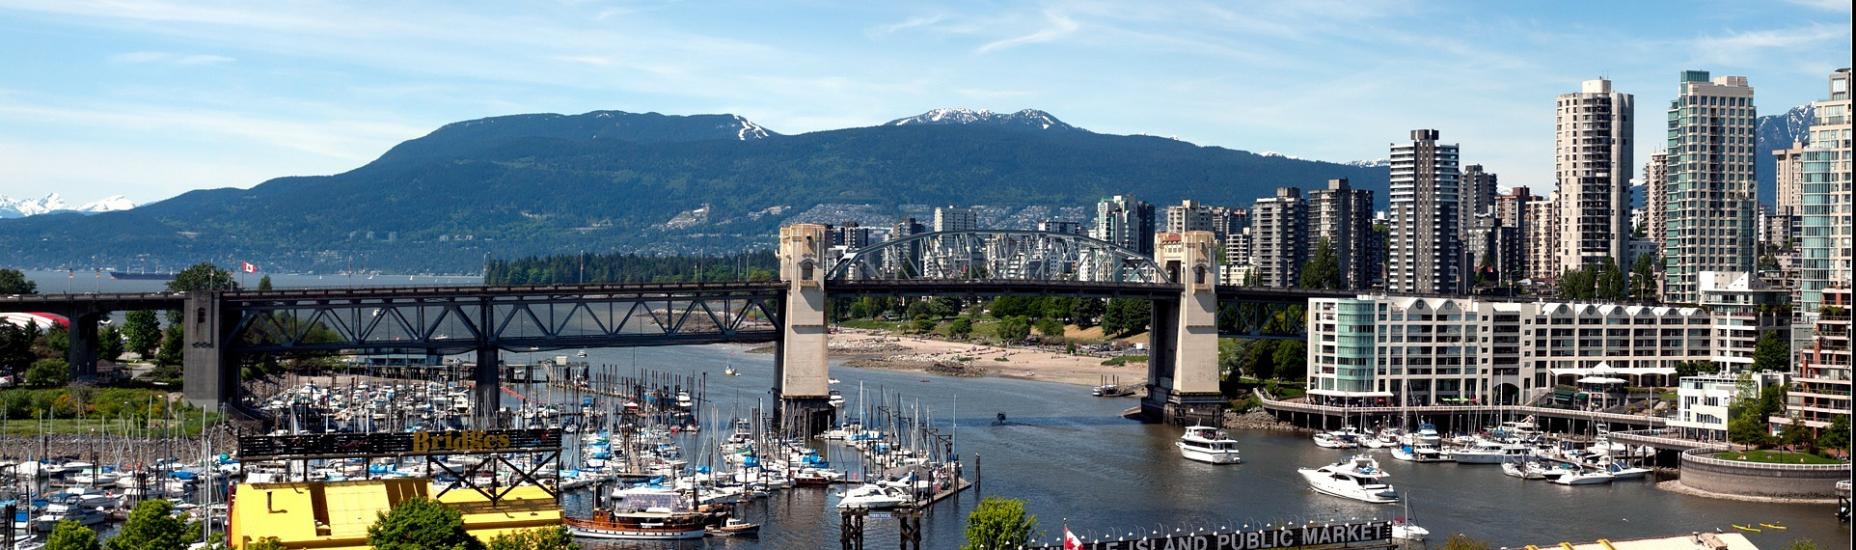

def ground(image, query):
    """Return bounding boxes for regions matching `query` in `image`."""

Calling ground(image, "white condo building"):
[1555,78,1634,271]
[1663,71,1757,304]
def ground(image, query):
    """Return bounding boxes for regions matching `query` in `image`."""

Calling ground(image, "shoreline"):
[1654,480,1843,505]
[811,328,1150,388]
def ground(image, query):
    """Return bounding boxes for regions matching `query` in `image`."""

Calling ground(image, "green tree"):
[106,499,201,550]
[947,316,974,339]
[367,497,483,550]
[0,268,36,294]
[1101,299,1150,336]
[156,324,185,366]
[1034,318,1065,340]
[257,274,274,291]
[960,497,1037,550]
[1751,332,1789,371]
[1272,340,1308,380]
[26,358,70,387]
[486,526,578,550]
[244,538,290,550]
[124,310,162,358]
[1628,252,1659,301]
[168,262,238,292]
[1440,534,1494,550]
[97,325,125,362]
[1069,299,1105,327]
[1299,238,1342,290]
[995,316,1031,344]
[46,519,101,550]
[1818,414,1850,454]
[0,322,36,369]
[910,317,937,333]
[1242,340,1277,380]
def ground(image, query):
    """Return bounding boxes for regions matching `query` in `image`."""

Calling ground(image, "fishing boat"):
[706,518,761,537]
[1298,455,1398,504]
[1175,426,1242,464]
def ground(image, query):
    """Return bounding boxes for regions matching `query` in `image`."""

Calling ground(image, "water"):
[538,345,1850,549]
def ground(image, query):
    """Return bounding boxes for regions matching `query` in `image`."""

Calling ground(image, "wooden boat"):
[706,518,760,537]
[565,509,706,540]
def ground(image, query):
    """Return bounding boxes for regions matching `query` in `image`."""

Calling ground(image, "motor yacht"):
[1549,469,1615,485]
[1604,461,1652,480]
[1175,426,1241,464]
[1390,443,1447,463]
[835,483,912,509]
[1449,439,1531,464]
[1298,455,1398,504]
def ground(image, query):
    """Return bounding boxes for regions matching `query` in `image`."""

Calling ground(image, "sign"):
[1032,521,1392,550]
[238,428,560,459]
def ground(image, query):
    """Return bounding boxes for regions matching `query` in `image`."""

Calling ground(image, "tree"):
[1751,332,1789,371]
[367,497,483,550]
[995,316,1031,344]
[107,500,200,550]
[26,358,70,387]
[947,316,974,339]
[1034,318,1065,340]
[168,262,238,292]
[257,274,274,291]
[46,519,100,550]
[1272,340,1308,380]
[1818,415,1849,455]
[1101,299,1150,336]
[1440,534,1493,550]
[1628,252,1659,301]
[486,526,578,550]
[0,268,36,294]
[1299,238,1342,290]
[97,325,125,362]
[156,324,185,366]
[961,497,1036,550]
[1068,298,1105,327]
[0,322,37,369]
[245,538,290,550]
[124,310,162,358]
[1241,340,1277,380]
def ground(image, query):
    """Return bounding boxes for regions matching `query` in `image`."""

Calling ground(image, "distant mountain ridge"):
[0,193,135,218]
[0,108,1388,273]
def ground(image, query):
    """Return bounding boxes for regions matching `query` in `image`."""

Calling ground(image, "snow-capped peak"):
[0,193,136,218]
[884,108,1075,131]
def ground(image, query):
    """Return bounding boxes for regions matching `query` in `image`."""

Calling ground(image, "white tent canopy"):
[1575,376,1629,385]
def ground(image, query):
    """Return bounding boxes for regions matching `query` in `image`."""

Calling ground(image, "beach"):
[821,328,1149,389]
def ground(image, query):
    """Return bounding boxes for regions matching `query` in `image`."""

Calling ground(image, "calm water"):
[23,272,1852,546]
[537,345,1849,549]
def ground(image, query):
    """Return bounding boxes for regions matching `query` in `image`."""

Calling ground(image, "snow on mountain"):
[1345,158,1391,168]
[0,193,136,218]
[884,108,1075,131]
[733,114,770,141]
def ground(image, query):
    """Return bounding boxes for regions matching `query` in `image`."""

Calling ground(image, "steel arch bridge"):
[825,229,1167,284]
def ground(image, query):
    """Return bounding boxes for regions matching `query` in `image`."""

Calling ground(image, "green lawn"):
[0,415,224,437]
[1716,449,1845,465]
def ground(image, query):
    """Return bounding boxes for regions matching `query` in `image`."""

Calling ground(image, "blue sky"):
[1,0,1849,205]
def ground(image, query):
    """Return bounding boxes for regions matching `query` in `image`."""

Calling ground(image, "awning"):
[1576,376,1628,385]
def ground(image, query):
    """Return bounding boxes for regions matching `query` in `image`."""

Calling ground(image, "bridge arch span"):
[826,229,1168,284]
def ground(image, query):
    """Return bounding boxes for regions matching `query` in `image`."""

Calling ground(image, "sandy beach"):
[822,328,1149,389]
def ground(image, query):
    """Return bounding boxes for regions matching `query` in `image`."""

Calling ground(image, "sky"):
[0,0,1850,205]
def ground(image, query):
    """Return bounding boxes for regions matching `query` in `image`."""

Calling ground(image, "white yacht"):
[1175,426,1242,464]
[1390,443,1447,463]
[1549,469,1615,485]
[1604,461,1652,480]
[1298,455,1398,504]
[1312,431,1358,449]
[675,391,693,409]
[1449,440,1531,464]
[835,483,912,509]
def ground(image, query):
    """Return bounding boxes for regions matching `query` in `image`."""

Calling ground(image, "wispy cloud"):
[868,14,948,37]
[1784,0,1852,14]
[976,10,1080,54]
[1690,23,1851,67]
[109,51,234,65]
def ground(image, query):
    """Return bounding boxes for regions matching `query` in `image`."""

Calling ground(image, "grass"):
[1100,354,1148,366]
[1716,449,1844,465]
[0,415,225,437]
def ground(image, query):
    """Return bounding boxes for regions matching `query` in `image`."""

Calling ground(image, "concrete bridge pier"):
[1142,231,1225,425]
[181,291,236,409]
[65,309,101,380]
[775,224,835,435]
[473,300,501,428]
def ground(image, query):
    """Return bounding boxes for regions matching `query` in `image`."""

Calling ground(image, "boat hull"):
[1298,469,1398,504]
[1177,443,1242,464]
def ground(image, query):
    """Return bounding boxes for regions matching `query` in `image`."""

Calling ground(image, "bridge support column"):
[182,292,235,409]
[775,224,834,435]
[1142,231,1225,425]
[473,300,500,428]
[66,310,100,380]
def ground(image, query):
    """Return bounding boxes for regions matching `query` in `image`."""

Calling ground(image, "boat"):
[1731,524,1760,533]
[1175,426,1242,464]
[1298,455,1398,504]
[1501,460,1543,480]
[1449,439,1530,464]
[1391,444,1447,463]
[108,271,176,281]
[1392,496,1428,541]
[835,483,912,509]
[1604,462,1652,480]
[828,390,845,408]
[724,366,739,376]
[576,349,589,358]
[1549,469,1615,486]
[675,391,694,409]
[1312,432,1357,449]
[706,518,761,537]
[566,488,707,540]
[1758,522,1787,530]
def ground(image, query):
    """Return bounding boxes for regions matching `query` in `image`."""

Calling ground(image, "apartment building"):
[1308,178,1376,290]
[1556,78,1635,271]
[1386,129,1463,294]
[1663,71,1757,304]
[1249,187,1307,288]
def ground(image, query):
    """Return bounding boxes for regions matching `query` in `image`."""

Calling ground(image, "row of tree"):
[43,496,577,550]
[484,251,777,285]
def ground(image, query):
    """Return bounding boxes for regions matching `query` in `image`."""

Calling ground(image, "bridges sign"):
[1032,521,1393,550]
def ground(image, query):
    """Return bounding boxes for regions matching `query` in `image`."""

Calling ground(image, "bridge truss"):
[826,230,1167,284]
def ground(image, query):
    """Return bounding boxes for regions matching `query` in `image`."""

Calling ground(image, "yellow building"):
[226,478,561,549]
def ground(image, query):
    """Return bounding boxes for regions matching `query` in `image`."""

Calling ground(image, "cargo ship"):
[108,271,176,281]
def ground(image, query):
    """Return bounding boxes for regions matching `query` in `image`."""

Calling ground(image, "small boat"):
[1501,461,1543,480]
[576,349,589,358]
[1391,444,1447,463]
[1175,426,1242,464]
[1449,440,1530,464]
[1391,520,1429,541]
[675,391,693,409]
[1758,522,1787,530]
[836,483,911,509]
[724,366,739,376]
[1731,524,1760,533]
[828,390,846,408]
[706,518,761,537]
[1298,455,1398,504]
[1312,432,1357,449]
[1550,470,1615,486]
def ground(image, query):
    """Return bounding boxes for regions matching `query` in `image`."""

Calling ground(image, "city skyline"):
[0,0,1851,204]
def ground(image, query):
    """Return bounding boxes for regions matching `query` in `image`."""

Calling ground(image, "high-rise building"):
[1091,195,1157,257]
[1308,178,1376,290]
[1165,199,1216,235]
[1698,271,1790,372]
[1642,151,1669,249]
[933,205,978,233]
[1772,287,1851,434]
[1555,78,1635,272]
[1459,164,1498,241]
[1525,193,1559,283]
[1663,71,1757,304]
[1386,129,1462,294]
[1795,67,1854,316]
[1250,187,1307,288]
[1035,219,1084,235]
[1493,188,1535,286]
[1773,143,1807,217]
[1209,206,1247,244]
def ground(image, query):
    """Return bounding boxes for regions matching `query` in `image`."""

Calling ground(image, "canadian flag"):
[1063,526,1084,550]
[240,261,257,273]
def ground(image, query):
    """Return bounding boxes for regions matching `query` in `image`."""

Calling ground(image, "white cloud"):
[976,10,1080,54]
[1784,0,1852,13]
[109,51,235,65]
[1690,24,1851,68]
[868,14,948,37]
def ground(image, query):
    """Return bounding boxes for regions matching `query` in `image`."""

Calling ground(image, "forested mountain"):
[0,109,1388,273]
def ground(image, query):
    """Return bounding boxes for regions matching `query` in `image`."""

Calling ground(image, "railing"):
[1608,429,1730,451]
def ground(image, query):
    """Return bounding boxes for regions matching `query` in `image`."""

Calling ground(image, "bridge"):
[1,225,1357,432]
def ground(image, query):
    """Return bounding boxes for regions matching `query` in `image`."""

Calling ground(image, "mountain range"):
[0,193,135,219]
[1756,104,1814,204]
[0,108,1389,273]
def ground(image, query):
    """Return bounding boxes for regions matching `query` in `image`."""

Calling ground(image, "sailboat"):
[1391,495,1430,541]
